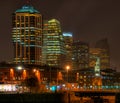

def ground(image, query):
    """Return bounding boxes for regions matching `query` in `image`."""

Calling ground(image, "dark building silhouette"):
[72,40,89,70]
[95,38,110,69]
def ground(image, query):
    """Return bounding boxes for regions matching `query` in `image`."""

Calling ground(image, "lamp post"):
[10,68,14,81]
[17,66,22,70]
[66,66,70,84]
[17,66,23,80]
[17,66,23,93]
[10,68,14,92]
[66,65,70,103]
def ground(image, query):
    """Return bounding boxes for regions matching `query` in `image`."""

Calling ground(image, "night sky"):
[0,0,120,71]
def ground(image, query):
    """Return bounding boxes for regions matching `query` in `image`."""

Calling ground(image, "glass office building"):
[42,19,65,68]
[63,32,73,69]
[72,41,89,70]
[12,5,42,65]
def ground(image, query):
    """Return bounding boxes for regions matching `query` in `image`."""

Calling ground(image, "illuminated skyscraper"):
[12,5,42,65]
[42,19,65,68]
[63,32,73,69]
[72,41,89,70]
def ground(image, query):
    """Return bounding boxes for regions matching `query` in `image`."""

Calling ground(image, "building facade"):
[95,38,110,69]
[101,68,116,89]
[12,5,42,65]
[72,41,89,70]
[63,32,73,69]
[89,48,103,77]
[42,19,65,68]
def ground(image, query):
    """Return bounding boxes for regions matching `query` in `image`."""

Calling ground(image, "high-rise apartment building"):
[72,41,89,70]
[63,32,73,69]
[12,5,42,65]
[42,19,65,68]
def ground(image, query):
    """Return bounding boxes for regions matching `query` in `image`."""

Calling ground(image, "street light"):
[23,69,27,80]
[33,68,41,83]
[10,68,14,80]
[66,66,70,103]
[66,65,70,83]
[17,66,23,80]
[17,66,23,70]
[16,66,23,92]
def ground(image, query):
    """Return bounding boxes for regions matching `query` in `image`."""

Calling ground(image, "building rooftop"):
[63,32,73,37]
[15,5,40,13]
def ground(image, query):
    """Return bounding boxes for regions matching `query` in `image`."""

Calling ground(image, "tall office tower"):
[89,48,101,68]
[12,5,42,65]
[42,19,65,68]
[72,41,89,70]
[95,38,110,69]
[89,48,102,76]
[63,32,73,69]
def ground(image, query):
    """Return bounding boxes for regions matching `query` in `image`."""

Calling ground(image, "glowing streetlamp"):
[66,66,70,83]
[33,69,36,73]
[35,70,40,82]
[17,66,23,70]
[17,66,23,81]
[66,66,70,103]
[22,69,27,80]
[33,69,40,82]
[10,68,14,80]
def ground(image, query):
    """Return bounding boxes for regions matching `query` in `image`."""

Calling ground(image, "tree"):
[24,76,40,93]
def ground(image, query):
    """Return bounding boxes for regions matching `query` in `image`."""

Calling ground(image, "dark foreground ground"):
[0,92,120,103]
[0,92,67,103]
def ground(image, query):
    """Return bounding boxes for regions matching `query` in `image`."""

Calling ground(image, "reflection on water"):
[68,92,115,103]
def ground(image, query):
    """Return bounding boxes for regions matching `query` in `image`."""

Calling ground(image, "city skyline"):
[0,0,120,70]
